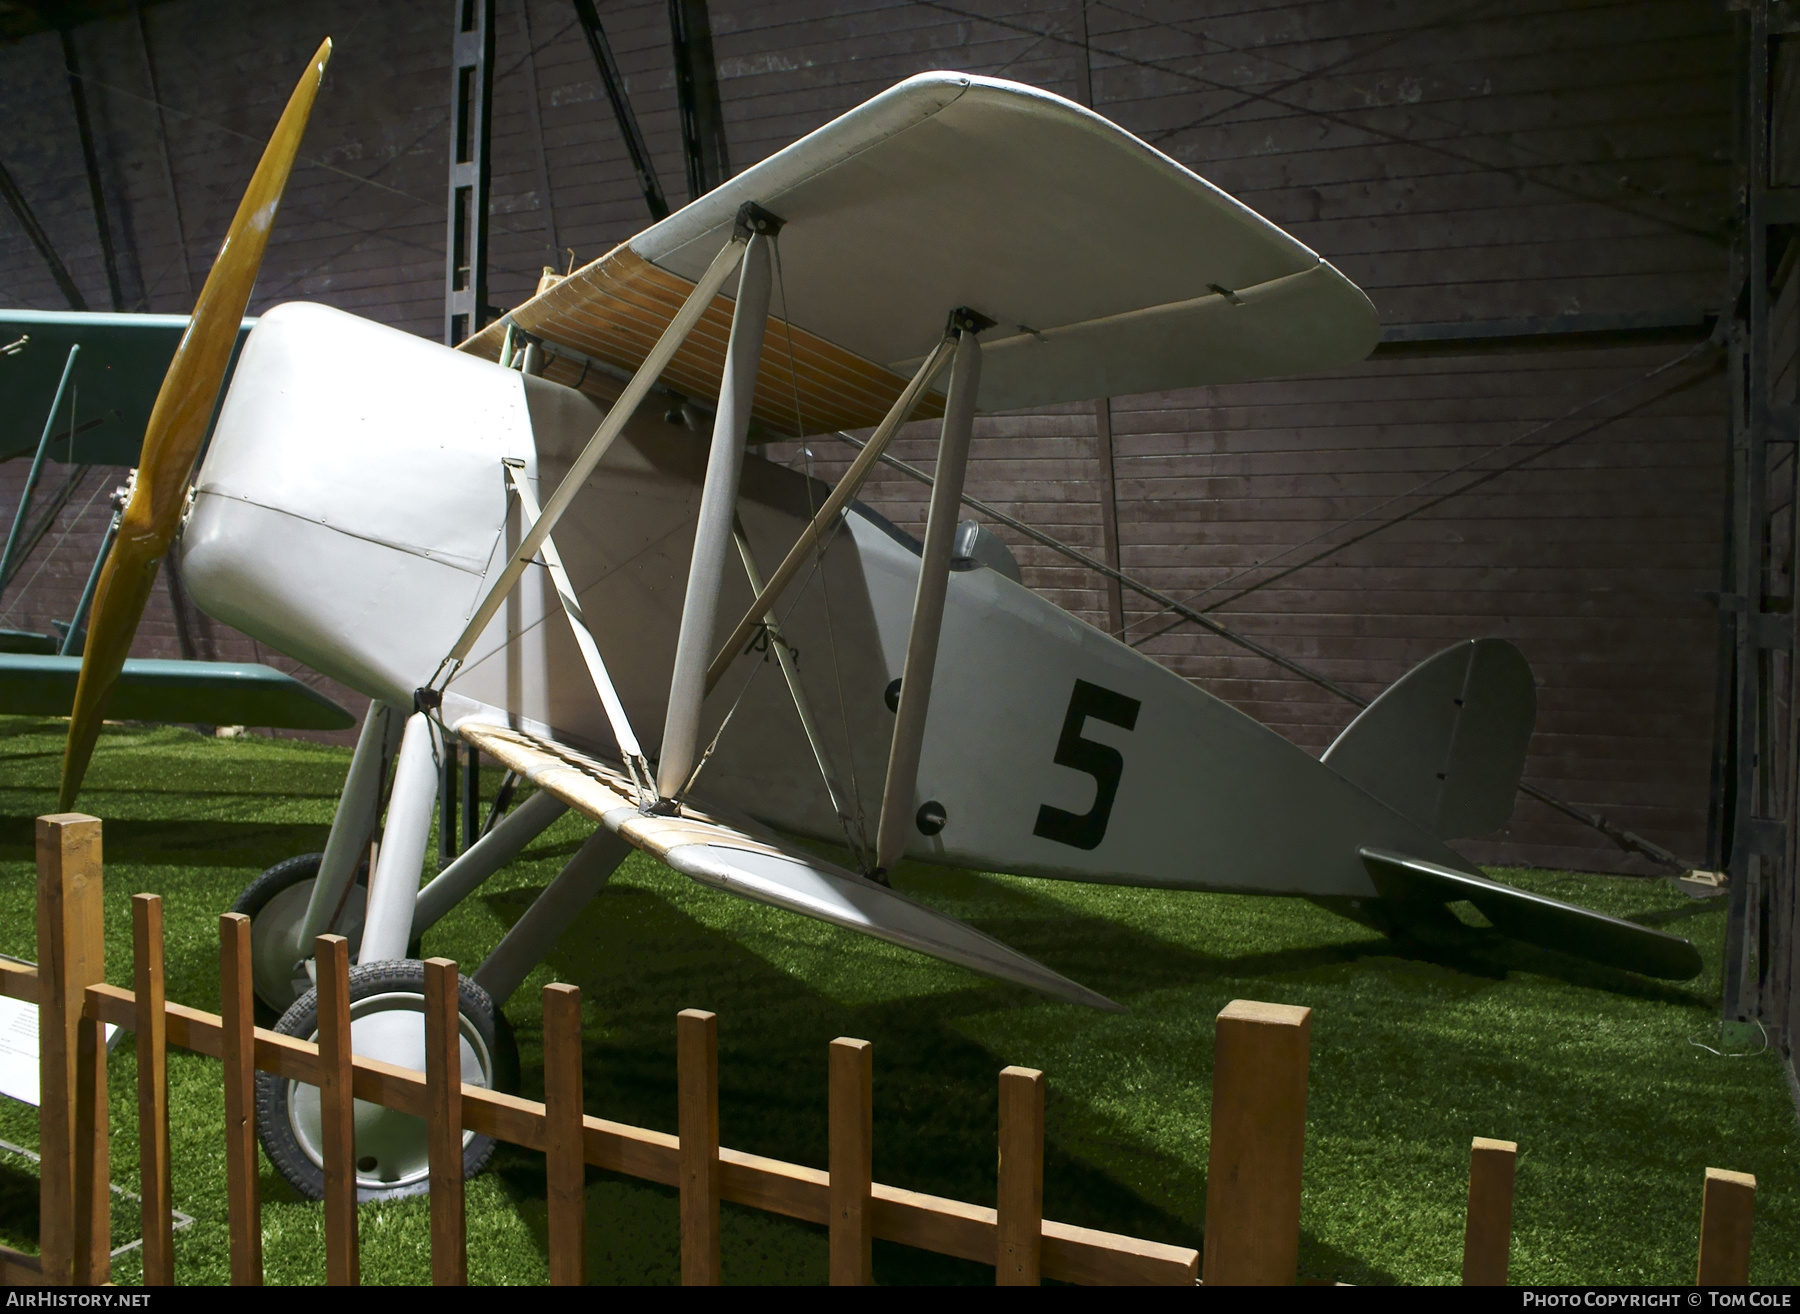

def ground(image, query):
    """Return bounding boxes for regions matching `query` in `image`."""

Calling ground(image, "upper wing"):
[455,717,1122,1011]
[459,72,1376,432]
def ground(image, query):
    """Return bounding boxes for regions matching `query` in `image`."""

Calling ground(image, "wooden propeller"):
[57,38,332,810]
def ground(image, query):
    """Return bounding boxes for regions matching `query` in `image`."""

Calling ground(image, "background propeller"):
[57,38,332,810]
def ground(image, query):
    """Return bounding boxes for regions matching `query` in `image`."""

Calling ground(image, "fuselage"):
[181,301,1473,898]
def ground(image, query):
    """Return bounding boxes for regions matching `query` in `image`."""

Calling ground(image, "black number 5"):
[1033,679,1141,851]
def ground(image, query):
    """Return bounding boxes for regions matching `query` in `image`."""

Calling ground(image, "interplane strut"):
[875,314,987,873]
[659,223,777,797]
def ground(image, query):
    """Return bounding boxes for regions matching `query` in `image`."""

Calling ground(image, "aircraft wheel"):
[232,853,367,1015]
[256,960,500,1202]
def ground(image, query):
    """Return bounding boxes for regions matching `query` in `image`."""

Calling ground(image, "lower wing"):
[455,718,1121,1012]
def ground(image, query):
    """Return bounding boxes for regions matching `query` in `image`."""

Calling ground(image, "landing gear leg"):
[473,827,630,1006]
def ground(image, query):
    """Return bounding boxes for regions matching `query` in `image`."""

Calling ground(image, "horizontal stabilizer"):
[455,718,1121,1011]
[0,655,354,729]
[1359,847,1702,980]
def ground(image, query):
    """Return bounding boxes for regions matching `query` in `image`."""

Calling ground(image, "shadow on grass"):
[0,816,328,868]
[0,1156,38,1255]
[476,875,1390,1285]
[1347,919,1720,1008]
[1631,899,1731,929]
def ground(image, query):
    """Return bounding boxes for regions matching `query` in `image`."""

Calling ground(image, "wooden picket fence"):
[0,814,1763,1286]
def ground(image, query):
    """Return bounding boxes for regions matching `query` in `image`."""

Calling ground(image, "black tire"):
[256,960,500,1202]
[233,853,368,1017]
[233,851,372,917]
[490,1005,522,1096]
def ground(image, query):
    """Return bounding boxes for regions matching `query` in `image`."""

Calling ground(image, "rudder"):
[1321,638,1535,841]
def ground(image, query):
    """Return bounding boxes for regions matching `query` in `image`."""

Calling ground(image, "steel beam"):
[133,0,192,303]
[445,0,496,346]
[1720,0,1797,1043]
[60,28,123,312]
[0,158,85,311]
[439,741,460,866]
[1373,310,1717,357]
[572,0,669,221]
[668,0,730,200]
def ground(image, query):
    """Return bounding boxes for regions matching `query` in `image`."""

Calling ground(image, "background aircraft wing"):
[458,72,1376,433]
[456,718,1121,1011]
[1,310,256,465]
[0,655,353,728]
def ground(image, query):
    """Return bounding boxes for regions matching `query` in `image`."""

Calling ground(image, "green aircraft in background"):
[0,307,351,732]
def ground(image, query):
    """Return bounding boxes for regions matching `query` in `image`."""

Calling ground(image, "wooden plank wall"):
[0,0,1735,871]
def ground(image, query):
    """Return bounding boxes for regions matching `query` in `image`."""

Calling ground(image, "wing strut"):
[704,333,956,696]
[659,213,780,797]
[731,519,866,866]
[431,226,750,686]
[875,311,990,874]
[504,458,658,805]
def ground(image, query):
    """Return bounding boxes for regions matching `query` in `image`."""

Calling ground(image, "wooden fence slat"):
[87,982,550,1147]
[36,813,108,1287]
[315,934,360,1286]
[220,912,262,1285]
[828,1037,873,1285]
[0,1245,43,1283]
[543,983,586,1286]
[84,980,1198,1284]
[133,895,174,1285]
[0,958,38,1002]
[423,959,467,1286]
[997,1066,1045,1286]
[1697,1167,1756,1285]
[1462,1137,1517,1286]
[1202,999,1310,1286]
[678,1008,721,1285]
[76,976,1200,1286]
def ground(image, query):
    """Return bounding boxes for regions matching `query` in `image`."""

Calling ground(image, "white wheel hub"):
[249,878,365,1013]
[286,990,494,1192]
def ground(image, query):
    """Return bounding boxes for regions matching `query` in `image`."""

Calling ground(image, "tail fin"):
[1322,639,1535,841]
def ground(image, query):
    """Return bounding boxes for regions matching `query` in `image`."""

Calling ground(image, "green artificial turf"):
[0,714,1793,1285]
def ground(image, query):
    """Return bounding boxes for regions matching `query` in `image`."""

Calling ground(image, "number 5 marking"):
[1033,679,1141,851]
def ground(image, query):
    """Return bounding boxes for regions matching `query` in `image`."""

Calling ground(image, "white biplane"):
[53,43,1701,1200]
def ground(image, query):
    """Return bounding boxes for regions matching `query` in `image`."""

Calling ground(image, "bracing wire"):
[771,236,873,869]
[1121,337,1721,647]
[0,477,108,628]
